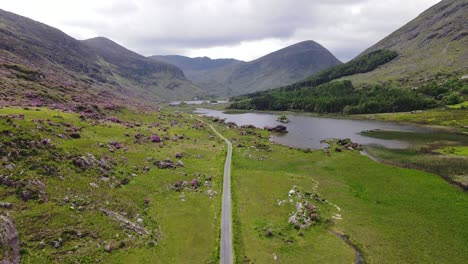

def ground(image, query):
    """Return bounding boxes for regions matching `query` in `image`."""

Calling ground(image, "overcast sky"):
[1,0,440,61]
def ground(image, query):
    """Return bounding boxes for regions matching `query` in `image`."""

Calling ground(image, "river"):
[195,108,437,149]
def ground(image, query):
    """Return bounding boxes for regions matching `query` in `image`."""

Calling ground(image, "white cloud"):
[0,0,441,61]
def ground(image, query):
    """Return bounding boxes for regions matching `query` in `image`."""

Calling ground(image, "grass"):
[436,146,468,156]
[355,107,468,130]
[447,101,468,109]
[0,107,225,263]
[1,106,468,263]
[209,122,468,263]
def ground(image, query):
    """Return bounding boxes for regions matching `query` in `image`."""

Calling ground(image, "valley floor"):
[0,106,467,263]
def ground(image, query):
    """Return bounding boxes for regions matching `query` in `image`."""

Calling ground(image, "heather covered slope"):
[0,9,201,107]
[346,0,468,85]
[151,41,342,96]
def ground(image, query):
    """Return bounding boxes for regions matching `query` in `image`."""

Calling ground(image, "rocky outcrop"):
[0,216,20,264]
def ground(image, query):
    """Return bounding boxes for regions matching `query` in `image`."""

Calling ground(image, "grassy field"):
[207,122,468,264]
[1,106,468,264]
[355,107,468,130]
[0,107,225,263]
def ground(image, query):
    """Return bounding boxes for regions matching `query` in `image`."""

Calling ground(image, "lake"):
[195,108,437,149]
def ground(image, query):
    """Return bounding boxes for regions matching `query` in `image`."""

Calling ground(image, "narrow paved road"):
[195,116,233,264]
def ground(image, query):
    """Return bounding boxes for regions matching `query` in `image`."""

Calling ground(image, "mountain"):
[81,37,202,100]
[150,40,342,96]
[346,0,468,85]
[151,55,243,72]
[228,0,468,114]
[0,9,201,108]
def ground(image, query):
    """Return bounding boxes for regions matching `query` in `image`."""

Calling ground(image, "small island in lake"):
[277,114,290,123]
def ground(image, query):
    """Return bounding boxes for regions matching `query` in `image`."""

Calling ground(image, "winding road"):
[195,116,233,264]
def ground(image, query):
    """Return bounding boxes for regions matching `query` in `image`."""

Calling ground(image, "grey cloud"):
[52,0,440,60]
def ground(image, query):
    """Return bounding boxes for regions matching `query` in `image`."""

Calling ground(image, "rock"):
[110,141,121,149]
[154,160,177,169]
[104,243,112,252]
[53,238,62,248]
[335,148,342,152]
[69,132,81,139]
[89,182,98,188]
[177,160,184,167]
[266,229,274,237]
[5,163,16,171]
[19,189,34,201]
[0,216,20,264]
[264,125,288,133]
[175,153,183,159]
[38,241,46,249]
[100,208,149,236]
[151,135,161,143]
[190,179,199,188]
[136,218,143,224]
[144,198,150,207]
[0,202,13,209]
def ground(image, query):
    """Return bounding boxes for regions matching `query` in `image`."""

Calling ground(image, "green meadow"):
[1,106,467,264]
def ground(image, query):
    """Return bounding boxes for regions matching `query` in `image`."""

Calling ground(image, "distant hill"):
[150,40,342,96]
[151,55,243,72]
[346,0,468,86]
[0,9,201,107]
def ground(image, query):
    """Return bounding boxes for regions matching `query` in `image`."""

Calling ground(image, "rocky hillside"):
[347,0,468,86]
[0,9,201,108]
[151,41,342,96]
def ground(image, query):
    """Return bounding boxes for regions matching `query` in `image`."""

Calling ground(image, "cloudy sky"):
[1,0,440,61]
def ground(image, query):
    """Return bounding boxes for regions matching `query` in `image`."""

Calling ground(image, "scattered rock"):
[175,152,183,159]
[0,202,13,209]
[154,159,182,169]
[100,208,149,236]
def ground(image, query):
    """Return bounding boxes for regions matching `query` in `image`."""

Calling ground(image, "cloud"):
[1,0,441,61]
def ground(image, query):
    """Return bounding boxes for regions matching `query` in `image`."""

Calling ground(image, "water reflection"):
[195,108,435,149]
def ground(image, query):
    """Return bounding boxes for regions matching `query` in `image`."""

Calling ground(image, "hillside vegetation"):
[228,49,458,114]
[346,0,468,86]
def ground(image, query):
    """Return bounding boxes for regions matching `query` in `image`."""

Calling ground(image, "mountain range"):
[0,0,466,107]
[0,9,202,107]
[152,40,342,96]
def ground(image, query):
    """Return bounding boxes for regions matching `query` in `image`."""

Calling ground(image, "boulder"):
[264,125,288,133]
[69,132,81,139]
[155,160,177,169]
[0,216,20,264]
